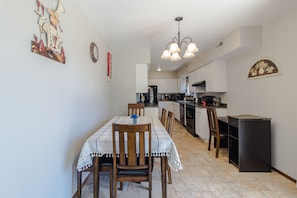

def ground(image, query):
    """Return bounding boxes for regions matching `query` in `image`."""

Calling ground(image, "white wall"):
[110,48,150,116]
[225,6,297,180]
[0,1,112,197]
[149,71,177,79]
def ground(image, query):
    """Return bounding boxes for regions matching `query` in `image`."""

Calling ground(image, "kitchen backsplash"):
[158,93,185,101]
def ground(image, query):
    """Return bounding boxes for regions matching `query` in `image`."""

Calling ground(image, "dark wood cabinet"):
[228,115,271,172]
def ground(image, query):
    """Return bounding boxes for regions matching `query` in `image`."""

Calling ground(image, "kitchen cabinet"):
[188,70,200,93]
[158,101,173,118]
[195,107,227,142]
[195,108,208,142]
[136,64,148,93]
[144,107,159,118]
[228,115,271,172]
[203,60,227,92]
[178,77,187,93]
[149,78,178,93]
[158,79,178,93]
[148,79,158,86]
[173,102,180,121]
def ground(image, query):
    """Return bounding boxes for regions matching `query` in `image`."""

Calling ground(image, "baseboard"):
[271,167,296,183]
[72,172,92,198]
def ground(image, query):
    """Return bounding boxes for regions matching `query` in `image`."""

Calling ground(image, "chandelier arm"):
[172,37,178,43]
[164,37,179,50]
[163,42,171,50]
[180,37,193,45]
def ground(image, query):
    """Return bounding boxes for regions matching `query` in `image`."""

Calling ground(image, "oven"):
[186,104,196,136]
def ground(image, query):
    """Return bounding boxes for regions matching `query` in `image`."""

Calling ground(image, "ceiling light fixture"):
[161,17,199,61]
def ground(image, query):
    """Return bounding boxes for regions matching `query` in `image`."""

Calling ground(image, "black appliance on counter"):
[200,95,221,106]
[186,104,196,136]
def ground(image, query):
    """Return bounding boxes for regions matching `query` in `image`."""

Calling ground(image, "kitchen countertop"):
[144,100,227,108]
[144,103,158,107]
[176,100,227,108]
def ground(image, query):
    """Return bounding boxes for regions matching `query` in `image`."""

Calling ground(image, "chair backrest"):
[165,111,175,137]
[160,108,167,126]
[112,123,152,170]
[206,107,220,136]
[128,103,145,116]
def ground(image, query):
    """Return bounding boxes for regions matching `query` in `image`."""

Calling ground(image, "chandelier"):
[161,17,199,61]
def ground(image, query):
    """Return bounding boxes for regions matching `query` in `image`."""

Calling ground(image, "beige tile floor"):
[80,120,297,198]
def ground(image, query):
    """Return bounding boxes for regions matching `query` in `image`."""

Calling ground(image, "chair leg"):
[113,177,117,198]
[109,168,113,198]
[149,181,152,198]
[77,170,82,198]
[149,171,152,198]
[215,137,220,158]
[208,135,212,150]
[167,164,172,184]
[119,182,123,190]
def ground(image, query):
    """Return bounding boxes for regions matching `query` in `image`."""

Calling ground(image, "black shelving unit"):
[228,115,271,172]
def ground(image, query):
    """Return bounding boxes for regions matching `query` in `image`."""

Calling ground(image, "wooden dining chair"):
[112,123,152,198]
[165,111,175,137]
[160,108,167,126]
[165,111,175,184]
[77,156,113,198]
[128,103,145,116]
[206,106,228,158]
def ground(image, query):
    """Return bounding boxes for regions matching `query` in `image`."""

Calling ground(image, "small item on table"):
[130,114,138,124]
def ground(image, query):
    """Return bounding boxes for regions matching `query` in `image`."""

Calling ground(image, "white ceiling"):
[77,0,297,72]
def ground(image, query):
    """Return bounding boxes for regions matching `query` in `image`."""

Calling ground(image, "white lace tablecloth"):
[77,116,183,171]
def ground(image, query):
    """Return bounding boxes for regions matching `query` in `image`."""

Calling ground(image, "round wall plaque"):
[90,42,99,62]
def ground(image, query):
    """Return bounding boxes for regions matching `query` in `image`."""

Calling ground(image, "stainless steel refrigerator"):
[148,86,158,104]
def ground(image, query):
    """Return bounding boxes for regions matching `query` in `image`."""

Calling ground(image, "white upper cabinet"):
[165,78,178,93]
[204,60,227,92]
[148,78,158,86]
[151,78,178,93]
[188,70,198,93]
[195,60,227,93]
[136,64,148,93]
[178,77,187,93]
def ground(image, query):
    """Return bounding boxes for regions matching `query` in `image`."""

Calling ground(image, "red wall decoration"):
[107,52,112,80]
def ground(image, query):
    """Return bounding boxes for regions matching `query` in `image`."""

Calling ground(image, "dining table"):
[77,116,183,198]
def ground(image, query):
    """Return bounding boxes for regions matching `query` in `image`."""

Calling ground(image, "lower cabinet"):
[195,107,227,143]
[158,101,173,119]
[158,101,180,121]
[228,115,271,172]
[173,102,180,121]
[195,108,208,141]
[144,107,159,118]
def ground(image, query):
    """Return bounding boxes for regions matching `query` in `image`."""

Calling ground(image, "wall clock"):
[90,42,99,62]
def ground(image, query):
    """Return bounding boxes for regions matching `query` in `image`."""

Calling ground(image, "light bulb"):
[186,42,199,53]
[170,52,181,61]
[169,42,180,53]
[161,50,171,59]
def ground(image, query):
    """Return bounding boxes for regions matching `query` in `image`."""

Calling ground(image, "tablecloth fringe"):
[77,152,175,171]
